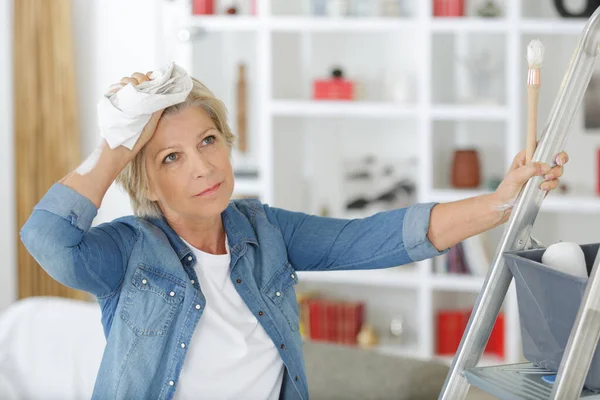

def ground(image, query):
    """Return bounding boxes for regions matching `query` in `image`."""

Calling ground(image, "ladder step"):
[464,363,600,400]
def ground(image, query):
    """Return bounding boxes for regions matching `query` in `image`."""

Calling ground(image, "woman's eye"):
[202,135,216,146]
[163,153,178,164]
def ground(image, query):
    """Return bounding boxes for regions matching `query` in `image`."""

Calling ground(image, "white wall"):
[72,0,162,225]
[0,0,163,309]
[0,0,16,310]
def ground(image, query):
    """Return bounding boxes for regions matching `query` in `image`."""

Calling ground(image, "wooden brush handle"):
[237,64,247,153]
[526,85,540,164]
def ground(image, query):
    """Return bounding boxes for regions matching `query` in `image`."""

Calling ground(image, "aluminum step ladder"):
[438,7,600,400]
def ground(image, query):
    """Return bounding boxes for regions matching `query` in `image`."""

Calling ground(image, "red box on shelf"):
[433,0,464,17]
[313,79,354,101]
[192,0,214,15]
[436,310,466,355]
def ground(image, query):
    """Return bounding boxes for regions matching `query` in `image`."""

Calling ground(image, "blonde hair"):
[116,78,235,219]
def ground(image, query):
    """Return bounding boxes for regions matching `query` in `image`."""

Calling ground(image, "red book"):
[326,302,339,342]
[319,300,328,341]
[192,0,214,15]
[308,299,323,341]
[335,303,343,344]
[342,303,352,344]
[433,0,464,17]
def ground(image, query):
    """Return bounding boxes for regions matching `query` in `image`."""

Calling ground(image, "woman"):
[20,72,568,400]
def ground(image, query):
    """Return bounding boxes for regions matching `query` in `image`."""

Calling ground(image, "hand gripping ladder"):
[439,7,600,400]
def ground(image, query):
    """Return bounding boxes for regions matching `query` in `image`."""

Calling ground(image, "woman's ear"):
[146,178,159,202]
[144,156,159,202]
[146,186,158,202]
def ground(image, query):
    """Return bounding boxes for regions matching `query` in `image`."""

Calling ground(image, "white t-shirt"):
[174,237,285,400]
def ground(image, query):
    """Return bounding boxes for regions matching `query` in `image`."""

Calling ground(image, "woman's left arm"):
[427,150,569,251]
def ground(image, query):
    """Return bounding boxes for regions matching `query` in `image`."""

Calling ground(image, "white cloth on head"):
[97,62,193,150]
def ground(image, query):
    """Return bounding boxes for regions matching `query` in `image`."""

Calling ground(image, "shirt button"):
[141,279,147,285]
[169,380,175,386]
[236,278,242,284]
[280,344,286,349]
[295,376,299,381]
[187,256,193,261]
[169,291,175,297]
[191,280,195,284]
[181,343,186,348]
[275,291,281,297]
[291,274,295,279]
[258,311,264,316]
[196,304,201,310]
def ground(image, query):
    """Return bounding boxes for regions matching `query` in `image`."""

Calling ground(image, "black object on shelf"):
[347,198,370,209]
[234,170,259,179]
[553,0,600,18]
[331,67,344,79]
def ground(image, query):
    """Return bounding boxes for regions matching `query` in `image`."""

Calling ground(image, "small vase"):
[451,149,481,188]
[553,0,600,18]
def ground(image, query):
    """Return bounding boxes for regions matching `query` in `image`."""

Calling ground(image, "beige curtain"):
[14,0,87,300]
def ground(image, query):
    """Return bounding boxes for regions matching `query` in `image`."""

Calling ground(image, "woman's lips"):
[194,183,221,197]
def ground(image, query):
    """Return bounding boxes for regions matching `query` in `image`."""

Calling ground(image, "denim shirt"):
[20,183,446,400]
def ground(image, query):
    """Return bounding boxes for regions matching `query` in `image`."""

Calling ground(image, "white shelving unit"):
[271,99,418,118]
[159,0,600,367]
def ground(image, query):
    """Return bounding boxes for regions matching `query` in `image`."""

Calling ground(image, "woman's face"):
[144,106,234,222]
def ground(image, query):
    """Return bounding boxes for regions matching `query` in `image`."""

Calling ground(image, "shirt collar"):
[147,201,259,262]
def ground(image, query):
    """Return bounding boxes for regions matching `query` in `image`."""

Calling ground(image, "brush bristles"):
[527,39,544,69]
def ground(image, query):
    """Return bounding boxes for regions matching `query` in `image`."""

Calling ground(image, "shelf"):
[160,2,596,377]
[183,16,587,35]
[543,194,600,213]
[428,189,600,214]
[296,267,421,288]
[186,16,260,31]
[233,178,262,195]
[269,17,417,32]
[520,18,586,35]
[271,100,418,118]
[431,18,508,33]
[431,274,485,293]
[177,15,590,35]
[303,341,421,359]
[428,189,492,203]
[431,105,508,121]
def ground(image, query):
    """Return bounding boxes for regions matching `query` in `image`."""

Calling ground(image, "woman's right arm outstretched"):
[20,72,162,298]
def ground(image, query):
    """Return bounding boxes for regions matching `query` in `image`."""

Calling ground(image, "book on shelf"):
[433,233,491,276]
[297,291,365,346]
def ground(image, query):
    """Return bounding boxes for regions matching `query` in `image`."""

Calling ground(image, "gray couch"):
[303,341,496,400]
[0,297,495,399]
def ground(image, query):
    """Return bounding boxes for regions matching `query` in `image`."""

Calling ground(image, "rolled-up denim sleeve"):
[32,182,98,231]
[263,202,448,272]
[402,202,450,261]
[20,183,137,298]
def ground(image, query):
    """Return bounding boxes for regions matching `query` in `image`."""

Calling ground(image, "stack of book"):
[298,293,365,346]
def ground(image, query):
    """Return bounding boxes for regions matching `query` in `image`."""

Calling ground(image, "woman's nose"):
[191,152,213,178]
